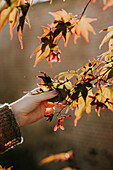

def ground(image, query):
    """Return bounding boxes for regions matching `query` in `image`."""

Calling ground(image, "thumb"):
[34,90,58,102]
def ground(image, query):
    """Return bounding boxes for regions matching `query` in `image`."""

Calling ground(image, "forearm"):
[0,104,22,153]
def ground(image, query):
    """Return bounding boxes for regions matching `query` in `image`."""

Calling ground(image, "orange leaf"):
[0,165,12,170]
[0,0,19,32]
[72,15,97,43]
[62,167,73,170]
[40,154,55,165]
[93,0,106,4]
[40,150,73,165]
[18,27,23,49]
[103,0,113,10]
[50,0,65,4]
[49,9,73,23]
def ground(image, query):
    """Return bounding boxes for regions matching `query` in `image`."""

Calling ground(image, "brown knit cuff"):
[0,104,22,153]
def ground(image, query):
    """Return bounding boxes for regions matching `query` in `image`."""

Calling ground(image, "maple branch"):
[80,0,92,20]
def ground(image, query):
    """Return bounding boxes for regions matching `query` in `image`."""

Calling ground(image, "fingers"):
[32,90,59,102]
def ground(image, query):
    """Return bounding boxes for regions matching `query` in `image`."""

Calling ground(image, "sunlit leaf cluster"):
[30,9,96,67]
[32,42,113,130]
[0,0,31,48]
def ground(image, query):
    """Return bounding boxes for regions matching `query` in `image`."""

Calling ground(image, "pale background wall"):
[0,0,113,170]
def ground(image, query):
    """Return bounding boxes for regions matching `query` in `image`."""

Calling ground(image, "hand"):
[10,89,63,127]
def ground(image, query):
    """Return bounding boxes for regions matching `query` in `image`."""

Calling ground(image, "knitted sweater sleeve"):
[0,104,22,153]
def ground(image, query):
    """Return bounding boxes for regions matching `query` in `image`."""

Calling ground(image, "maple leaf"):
[103,0,113,10]
[92,0,106,5]
[30,44,51,67]
[49,10,73,46]
[100,85,113,111]
[66,89,93,126]
[55,70,78,80]
[0,0,19,32]
[0,0,31,48]
[40,150,73,165]
[17,3,31,49]
[0,165,12,170]
[72,15,97,43]
[99,26,113,51]
[30,26,59,67]
[9,6,18,40]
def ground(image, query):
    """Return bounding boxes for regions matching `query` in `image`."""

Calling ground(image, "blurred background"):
[0,0,113,169]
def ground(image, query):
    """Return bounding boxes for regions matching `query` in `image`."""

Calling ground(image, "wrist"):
[9,103,23,127]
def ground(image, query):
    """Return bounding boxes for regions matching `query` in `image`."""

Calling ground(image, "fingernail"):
[52,89,58,95]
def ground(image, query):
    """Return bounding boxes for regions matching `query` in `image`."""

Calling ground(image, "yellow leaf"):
[74,90,93,126]
[109,38,113,51]
[33,44,50,67]
[74,95,85,126]
[99,31,113,49]
[100,85,113,111]
[85,90,93,114]
[9,7,18,40]
[30,44,42,59]
[55,70,78,80]
[0,0,18,32]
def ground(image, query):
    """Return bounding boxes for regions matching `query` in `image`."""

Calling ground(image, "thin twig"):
[80,0,92,20]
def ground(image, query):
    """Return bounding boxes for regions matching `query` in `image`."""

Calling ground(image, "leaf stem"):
[80,0,92,20]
